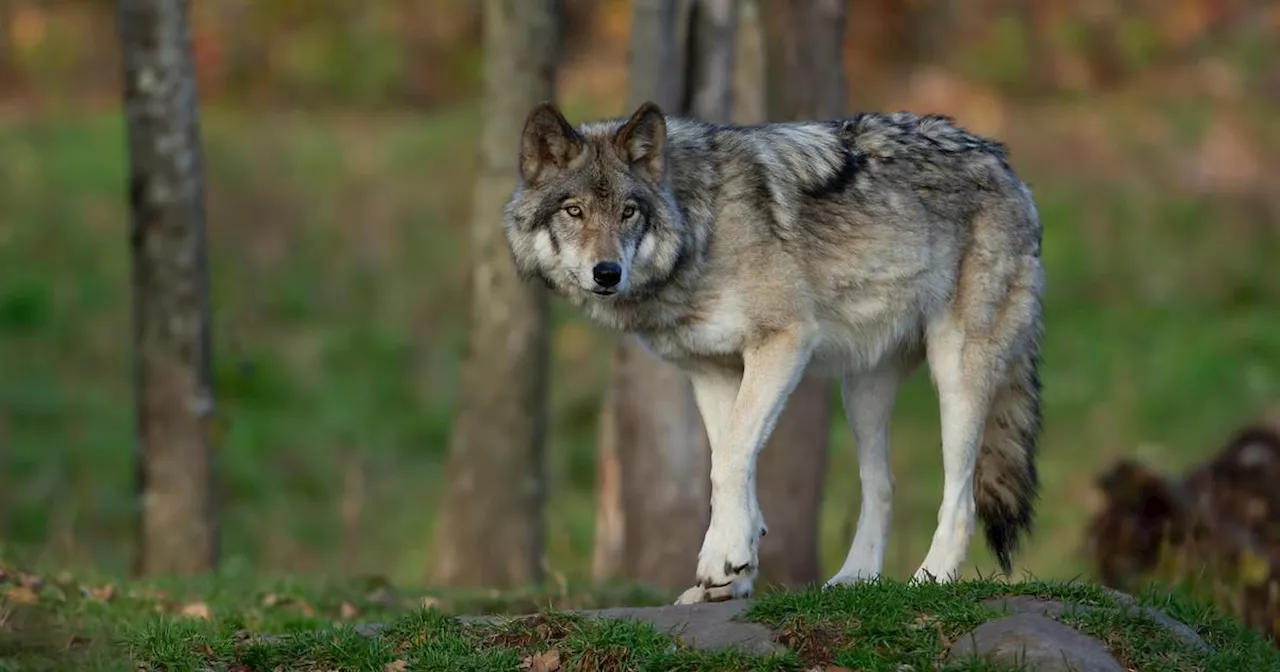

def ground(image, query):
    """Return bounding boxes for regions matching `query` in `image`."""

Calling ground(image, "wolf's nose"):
[593,261,622,288]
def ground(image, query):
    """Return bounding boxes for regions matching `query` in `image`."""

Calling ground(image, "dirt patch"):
[774,615,857,667]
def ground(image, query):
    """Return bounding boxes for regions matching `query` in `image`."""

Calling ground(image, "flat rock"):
[947,613,1125,672]
[458,599,781,655]
[982,595,1208,652]
[582,600,782,654]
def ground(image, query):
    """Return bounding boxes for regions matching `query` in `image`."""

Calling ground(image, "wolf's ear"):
[614,101,667,184]
[520,102,583,185]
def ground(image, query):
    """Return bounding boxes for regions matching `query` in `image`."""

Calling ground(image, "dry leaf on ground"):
[520,649,561,672]
[180,601,212,619]
[3,585,38,605]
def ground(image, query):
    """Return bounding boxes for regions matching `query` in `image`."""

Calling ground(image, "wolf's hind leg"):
[826,355,916,587]
[914,254,1042,583]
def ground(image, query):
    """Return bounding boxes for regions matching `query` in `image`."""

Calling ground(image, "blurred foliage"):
[1085,417,1280,645]
[1,0,1278,109]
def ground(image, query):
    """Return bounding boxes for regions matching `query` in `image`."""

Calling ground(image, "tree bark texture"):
[428,0,560,589]
[754,0,848,589]
[118,0,219,577]
[591,0,738,590]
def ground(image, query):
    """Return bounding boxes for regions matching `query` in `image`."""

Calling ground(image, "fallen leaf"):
[340,601,359,620]
[520,649,561,672]
[180,601,212,619]
[4,585,38,605]
[90,585,115,601]
[383,661,408,672]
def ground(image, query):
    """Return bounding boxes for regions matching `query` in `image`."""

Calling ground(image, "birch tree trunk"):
[592,0,738,590]
[118,0,219,577]
[428,0,560,588]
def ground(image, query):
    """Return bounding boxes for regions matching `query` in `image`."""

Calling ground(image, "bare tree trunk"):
[732,0,767,125]
[590,0,689,585]
[753,0,848,590]
[428,0,559,589]
[591,0,738,590]
[118,0,218,577]
[0,2,16,97]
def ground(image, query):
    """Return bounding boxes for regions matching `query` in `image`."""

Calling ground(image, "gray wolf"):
[503,100,1045,604]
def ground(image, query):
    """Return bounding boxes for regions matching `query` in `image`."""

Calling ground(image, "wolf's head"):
[503,101,686,305]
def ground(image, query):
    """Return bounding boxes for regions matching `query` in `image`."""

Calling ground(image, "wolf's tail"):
[974,318,1043,575]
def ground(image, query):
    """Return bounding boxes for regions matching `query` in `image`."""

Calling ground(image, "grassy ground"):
[0,81,1278,588]
[2,563,1276,671]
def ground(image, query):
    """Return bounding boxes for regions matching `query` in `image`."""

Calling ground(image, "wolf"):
[503,100,1045,605]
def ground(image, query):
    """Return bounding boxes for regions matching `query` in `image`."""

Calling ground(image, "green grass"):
[4,566,1276,671]
[0,88,1278,590]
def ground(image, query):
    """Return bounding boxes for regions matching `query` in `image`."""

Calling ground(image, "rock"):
[947,613,1124,672]
[581,600,782,654]
[982,594,1208,652]
[454,600,780,655]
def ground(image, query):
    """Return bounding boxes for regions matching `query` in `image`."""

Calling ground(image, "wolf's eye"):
[565,204,583,218]
[621,204,636,220]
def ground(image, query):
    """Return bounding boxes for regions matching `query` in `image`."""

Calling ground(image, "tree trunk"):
[591,0,738,590]
[0,2,16,97]
[428,0,559,588]
[118,0,218,577]
[732,0,767,125]
[753,0,848,590]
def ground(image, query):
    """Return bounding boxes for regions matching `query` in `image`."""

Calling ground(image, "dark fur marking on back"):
[802,147,863,200]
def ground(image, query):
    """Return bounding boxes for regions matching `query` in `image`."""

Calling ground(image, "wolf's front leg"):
[674,331,811,605]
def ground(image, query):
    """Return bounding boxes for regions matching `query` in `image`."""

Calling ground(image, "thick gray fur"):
[504,101,1044,601]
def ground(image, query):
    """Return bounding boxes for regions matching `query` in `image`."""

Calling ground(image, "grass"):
[3,563,1276,671]
[0,64,1279,590]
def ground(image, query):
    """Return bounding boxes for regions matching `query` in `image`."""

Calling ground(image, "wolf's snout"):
[592,261,623,288]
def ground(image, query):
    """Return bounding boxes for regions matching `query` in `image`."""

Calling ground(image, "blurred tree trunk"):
[732,0,767,125]
[754,0,847,589]
[0,2,15,96]
[118,0,218,577]
[902,0,955,68]
[428,0,559,588]
[1021,0,1058,95]
[591,0,738,590]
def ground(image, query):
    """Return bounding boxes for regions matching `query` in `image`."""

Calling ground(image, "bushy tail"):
[975,325,1043,575]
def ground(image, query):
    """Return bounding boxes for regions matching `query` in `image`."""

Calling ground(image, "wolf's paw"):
[673,511,762,605]
[822,570,880,591]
